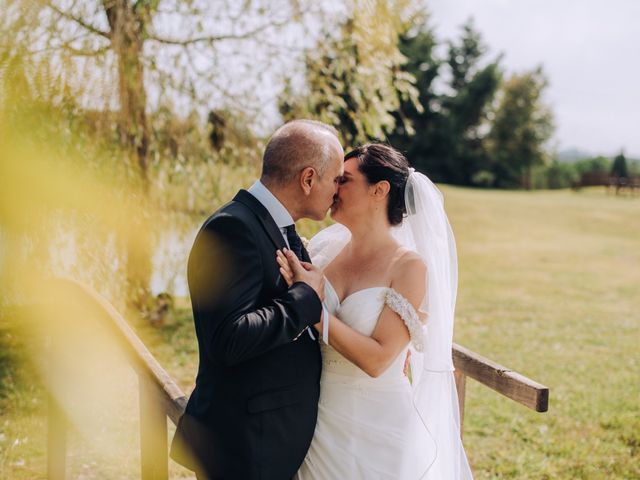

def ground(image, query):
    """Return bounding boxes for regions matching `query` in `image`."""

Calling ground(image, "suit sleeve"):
[188,213,322,367]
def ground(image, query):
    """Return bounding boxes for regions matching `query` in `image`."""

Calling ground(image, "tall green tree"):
[488,67,555,189]
[386,18,441,167]
[443,22,502,185]
[611,151,629,178]
[389,19,501,185]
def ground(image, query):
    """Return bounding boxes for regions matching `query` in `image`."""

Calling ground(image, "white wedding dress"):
[295,281,437,480]
[296,169,473,479]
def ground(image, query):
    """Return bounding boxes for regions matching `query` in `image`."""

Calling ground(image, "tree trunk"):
[521,166,532,190]
[104,0,149,180]
[104,1,152,312]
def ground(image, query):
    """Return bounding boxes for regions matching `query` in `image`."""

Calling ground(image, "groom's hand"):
[276,249,325,302]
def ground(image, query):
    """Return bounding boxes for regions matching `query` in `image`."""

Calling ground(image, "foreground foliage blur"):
[1,2,638,477]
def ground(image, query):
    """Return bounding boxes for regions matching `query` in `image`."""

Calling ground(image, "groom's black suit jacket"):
[170,190,323,479]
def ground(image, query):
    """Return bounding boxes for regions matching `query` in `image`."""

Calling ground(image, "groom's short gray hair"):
[261,119,340,186]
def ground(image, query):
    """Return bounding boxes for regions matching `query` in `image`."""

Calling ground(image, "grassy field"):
[1,186,638,478]
[445,186,639,479]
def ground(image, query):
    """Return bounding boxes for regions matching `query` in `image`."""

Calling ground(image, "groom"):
[170,119,344,479]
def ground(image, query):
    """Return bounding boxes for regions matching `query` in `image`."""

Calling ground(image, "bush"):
[471,170,496,187]
[628,159,640,177]
[545,161,579,189]
[573,156,610,176]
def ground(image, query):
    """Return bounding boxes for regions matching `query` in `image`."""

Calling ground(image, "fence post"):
[139,375,168,480]
[454,369,467,436]
[47,391,67,479]
[47,319,67,480]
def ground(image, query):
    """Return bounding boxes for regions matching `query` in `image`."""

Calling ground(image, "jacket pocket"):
[247,386,302,414]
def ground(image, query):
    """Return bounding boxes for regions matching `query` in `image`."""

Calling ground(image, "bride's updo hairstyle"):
[344,143,410,226]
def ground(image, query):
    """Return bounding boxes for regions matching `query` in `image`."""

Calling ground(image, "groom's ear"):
[299,166,316,195]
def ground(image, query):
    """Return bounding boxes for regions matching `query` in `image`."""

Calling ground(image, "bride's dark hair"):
[344,143,410,226]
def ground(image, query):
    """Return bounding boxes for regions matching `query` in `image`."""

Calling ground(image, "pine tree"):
[611,152,629,178]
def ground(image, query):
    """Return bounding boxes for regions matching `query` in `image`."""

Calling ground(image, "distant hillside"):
[556,148,596,163]
[557,148,640,165]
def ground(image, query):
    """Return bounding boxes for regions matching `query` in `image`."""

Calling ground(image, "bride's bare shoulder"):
[391,247,426,270]
[389,248,427,288]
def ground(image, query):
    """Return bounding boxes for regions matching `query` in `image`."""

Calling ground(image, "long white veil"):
[308,169,473,479]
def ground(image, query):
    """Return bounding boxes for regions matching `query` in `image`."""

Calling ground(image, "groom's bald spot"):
[261,119,341,186]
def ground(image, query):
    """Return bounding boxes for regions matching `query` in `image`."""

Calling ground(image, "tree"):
[280,0,422,146]
[388,19,501,185]
[15,0,316,312]
[611,152,628,178]
[386,17,441,168]
[487,67,554,189]
[33,0,312,182]
[443,22,502,185]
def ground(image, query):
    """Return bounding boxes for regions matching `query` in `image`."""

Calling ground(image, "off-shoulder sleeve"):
[383,288,426,352]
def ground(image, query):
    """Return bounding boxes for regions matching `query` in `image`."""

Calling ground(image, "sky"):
[428,0,640,158]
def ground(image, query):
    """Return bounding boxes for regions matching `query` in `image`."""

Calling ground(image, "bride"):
[277,143,473,479]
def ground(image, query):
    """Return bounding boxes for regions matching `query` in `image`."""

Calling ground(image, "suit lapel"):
[233,189,313,264]
[233,190,287,251]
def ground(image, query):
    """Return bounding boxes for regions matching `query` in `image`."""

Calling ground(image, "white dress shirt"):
[247,180,294,249]
[247,180,316,340]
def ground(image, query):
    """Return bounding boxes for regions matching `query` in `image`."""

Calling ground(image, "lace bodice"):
[321,281,424,380]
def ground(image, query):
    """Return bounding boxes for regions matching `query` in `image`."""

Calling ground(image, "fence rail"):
[39,278,548,479]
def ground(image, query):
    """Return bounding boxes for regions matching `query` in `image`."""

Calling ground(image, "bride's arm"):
[324,254,426,377]
[277,249,426,378]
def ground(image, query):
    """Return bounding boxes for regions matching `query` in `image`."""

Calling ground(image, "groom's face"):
[307,142,344,220]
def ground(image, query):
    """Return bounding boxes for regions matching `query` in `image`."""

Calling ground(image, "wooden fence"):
[39,278,548,479]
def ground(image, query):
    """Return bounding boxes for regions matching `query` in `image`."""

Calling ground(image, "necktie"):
[285,223,317,341]
[285,224,304,260]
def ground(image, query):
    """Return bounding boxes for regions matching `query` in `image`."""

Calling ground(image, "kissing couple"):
[170,119,473,479]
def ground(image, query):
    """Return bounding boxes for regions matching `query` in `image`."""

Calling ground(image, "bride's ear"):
[299,166,316,195]
[372,180,390,200]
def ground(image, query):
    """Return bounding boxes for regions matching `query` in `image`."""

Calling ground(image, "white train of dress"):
[295,282,437,480]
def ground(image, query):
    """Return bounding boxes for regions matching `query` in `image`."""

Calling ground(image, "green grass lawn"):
[1,186,638,478]
[445,186,639,479]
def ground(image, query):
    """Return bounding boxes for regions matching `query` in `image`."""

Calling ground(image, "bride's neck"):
[347,222,395,257]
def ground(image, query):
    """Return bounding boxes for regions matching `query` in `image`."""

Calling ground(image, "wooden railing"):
[41,278,548,479]
[452,343,549,432]
[43,278,188,480]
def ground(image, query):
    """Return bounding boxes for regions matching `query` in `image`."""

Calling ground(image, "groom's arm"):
[189,214,322,367]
